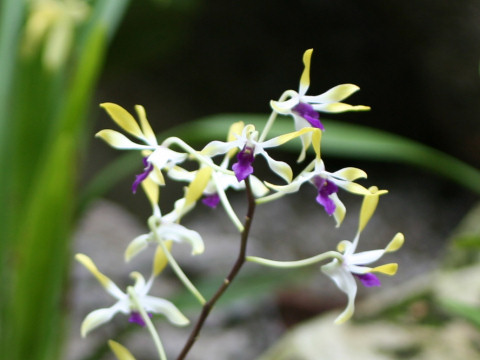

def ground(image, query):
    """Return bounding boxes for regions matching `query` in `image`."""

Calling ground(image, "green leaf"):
[440,299,480,329]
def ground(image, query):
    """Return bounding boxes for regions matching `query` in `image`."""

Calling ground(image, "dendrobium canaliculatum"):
[259,130,370,227]
[75,254,189,337]
[201,122,319,183]
[321,187,404,324]
[96,103,187,192]
[83,47,404,360]
[270,49,370,161]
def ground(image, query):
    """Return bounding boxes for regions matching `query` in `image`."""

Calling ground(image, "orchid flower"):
[201,122,319,183]
[125,177,205,262]
[75,254,189,337]
[126,177,207,304]
[96,103,187,193]
[258,130,370,227]
[268,49,370,161]
[321,186,404,324]
[170,121,269,208]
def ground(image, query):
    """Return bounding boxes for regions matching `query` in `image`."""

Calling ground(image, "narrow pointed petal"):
[143,296,190,326]
[135,105,157,145]
[76,254,110,287]
[313,102,371,113]
[299,49,313,96]
[201,140,239,157]
[386,233,404,252]
[249,176,270,197]
[185,167,212,207]
[262,153,293,183]
[270,97,299,114]
[321,261,357,324]
[331,193,346,228]
[358,186,387,233]
[304,84,360,103]
[125,234,151,262]
[336,181,370,195]
[333,167,367,181]
[108,340,137,360]
[157,223,204,255]
[101,103,145,140]
[141,177,160,212]
[81,305,123,337]
[95,130,150,150]
[349,249,386,265]
[372,263,398,275]
[226,121,245,158]
[262,127,316,148]
[153,241,173,276]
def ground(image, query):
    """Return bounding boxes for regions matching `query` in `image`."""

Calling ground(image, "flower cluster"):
[77,49,403,359]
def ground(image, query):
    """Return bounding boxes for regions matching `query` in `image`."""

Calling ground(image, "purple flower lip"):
[202,193,220,208]
[132,157,154,193]
[355,273,381,287]
[293,102,324,130]
[313,176,338,215]
[232,145,255,181]
[128,311,153,327]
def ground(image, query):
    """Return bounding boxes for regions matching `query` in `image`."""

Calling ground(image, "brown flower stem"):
[176,177,256,360]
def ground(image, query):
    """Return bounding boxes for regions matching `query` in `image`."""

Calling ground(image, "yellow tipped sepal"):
[75,254,111,288]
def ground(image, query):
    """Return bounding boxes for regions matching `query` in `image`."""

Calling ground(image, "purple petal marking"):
[128,311,153,327]
[232,145,255,181]
[355,273,381,287]
[293,102,324,130]
[132,157,154,194]
[202,193,220,208]
[313,177,339,215]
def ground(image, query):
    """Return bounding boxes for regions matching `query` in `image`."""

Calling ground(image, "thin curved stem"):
[247,251,342,268]
[176,177,256,360]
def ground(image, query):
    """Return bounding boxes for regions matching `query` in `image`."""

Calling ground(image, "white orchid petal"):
[321,260,357,324]
[313,102,371,113]
[249,176,270,197]
[81,304,124,337]
[167,166,195,182]
[156,223,204,255]
[201,140,239,157]
[303,84,360,104]
[349,249,386,266]
[143,296,189,326]
[95,130,149,150]
[331,193,346,228]
[130,272,148,295]
[125,234,151,262]
[261,152,293,183]
[270,97,299,114]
